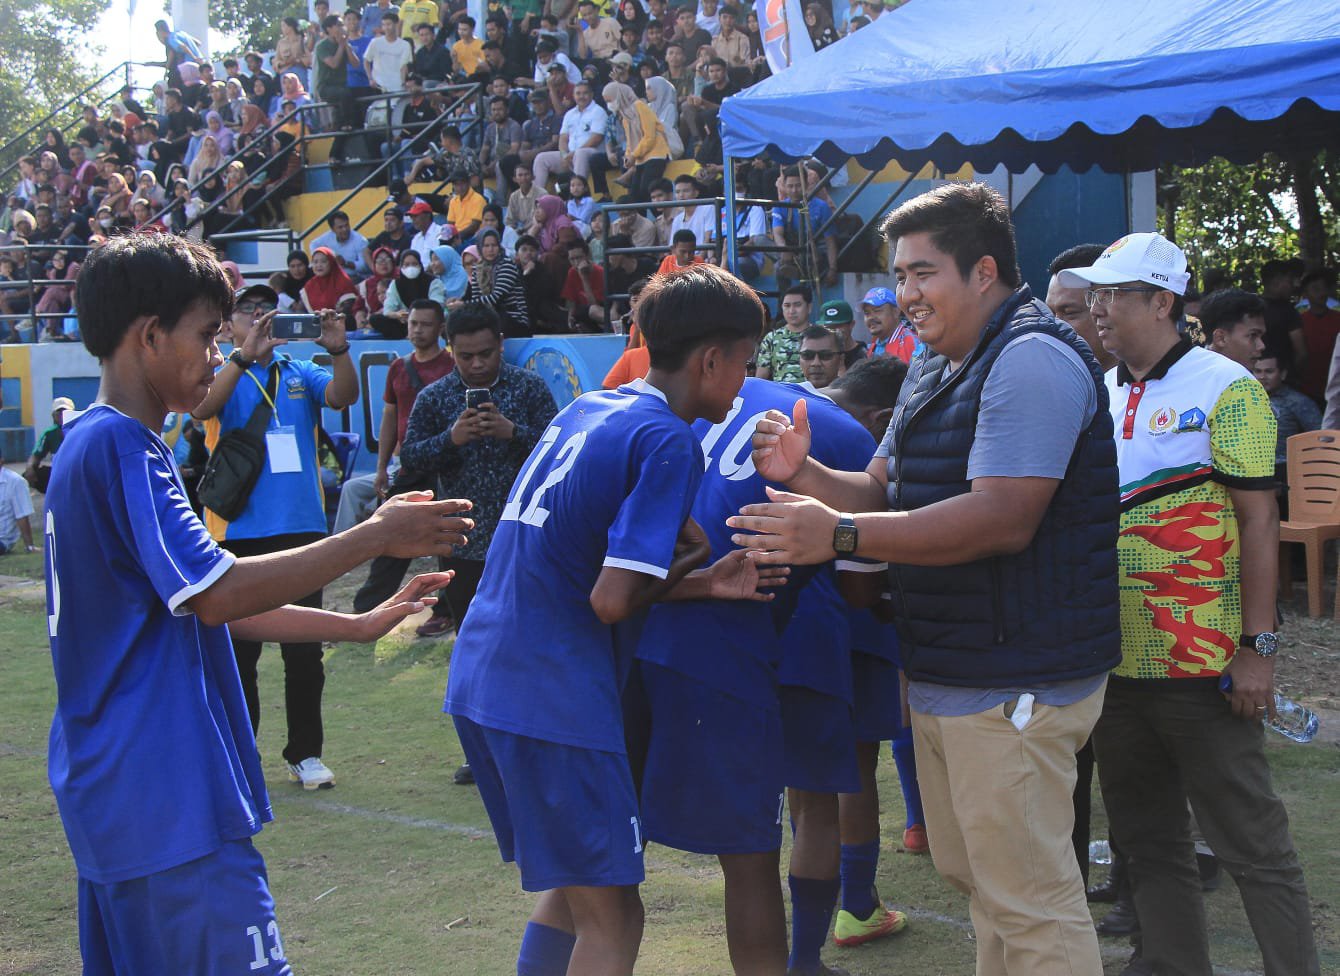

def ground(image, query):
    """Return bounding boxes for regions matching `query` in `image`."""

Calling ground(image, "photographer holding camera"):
[192,283,358,791]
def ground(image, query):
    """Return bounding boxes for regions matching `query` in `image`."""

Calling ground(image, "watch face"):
[833,524,857,554]
[1255,633,1279,657]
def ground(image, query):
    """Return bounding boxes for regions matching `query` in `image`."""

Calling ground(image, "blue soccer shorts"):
[638,660,786,855]
[453,716,645,892]
[851,651,905,743]
[780,684,861,794]
[78,837,290,976]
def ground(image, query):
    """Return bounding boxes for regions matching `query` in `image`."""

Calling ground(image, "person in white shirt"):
[697,0,722,37]
[407,200,445,263]
[364,12,413,93]
[531,39,582,87]
[531,82,607,193]
[310,210,371,278]
[668,173,716,249]
[0,448,36,555]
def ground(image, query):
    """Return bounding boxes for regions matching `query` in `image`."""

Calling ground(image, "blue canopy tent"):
[717,0,1340,266]
[721,0,1340,173]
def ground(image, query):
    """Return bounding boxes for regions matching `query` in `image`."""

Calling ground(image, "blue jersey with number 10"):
[636,378,879,709]
[445,380,703,754]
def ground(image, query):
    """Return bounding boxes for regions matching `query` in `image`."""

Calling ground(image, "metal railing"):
[0,241,96,340]
[596,195,808,328]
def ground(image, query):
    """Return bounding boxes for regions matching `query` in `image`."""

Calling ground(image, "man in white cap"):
[25,396,75,493]
[1060,233,1319,976]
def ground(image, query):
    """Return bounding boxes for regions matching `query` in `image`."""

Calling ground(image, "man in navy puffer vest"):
[728,182,1119,976]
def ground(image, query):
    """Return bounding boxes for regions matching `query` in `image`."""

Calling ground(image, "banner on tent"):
[755,0,815,74]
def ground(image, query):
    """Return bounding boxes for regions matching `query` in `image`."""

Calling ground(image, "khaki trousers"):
[911,679,1106,976]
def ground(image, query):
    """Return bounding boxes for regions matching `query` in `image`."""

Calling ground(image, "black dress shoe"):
[453,762,474,785]
[1096,896,1139,937]
[1087,877,1120,903]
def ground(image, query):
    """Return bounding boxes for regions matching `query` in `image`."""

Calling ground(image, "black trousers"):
[222,532,325,765]
[1094,676,1319,976]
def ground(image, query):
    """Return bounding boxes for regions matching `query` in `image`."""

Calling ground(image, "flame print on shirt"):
[1121,501,1237,678]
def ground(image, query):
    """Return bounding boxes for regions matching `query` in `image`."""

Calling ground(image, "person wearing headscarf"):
[224,78,248,125]
[270,73,312,121]
[302,246,361,317]
[428,244,469,305]
[135,170,167,208]
[602,81,670,202]
[378,249,431,337]
[530,193,578,256]
[219,260,245,291]
[188,134,223,184]
[205,111,235,156]
[645,76,685,160]
[281,249,312,307]
[464,228,531,337]
[358,247,398,316]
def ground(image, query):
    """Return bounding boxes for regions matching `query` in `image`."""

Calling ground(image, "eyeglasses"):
[799,349,839,361]
[236,301,276,315]
[1084,286,1161,309]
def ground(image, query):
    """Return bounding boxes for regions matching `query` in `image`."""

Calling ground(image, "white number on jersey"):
[500,425,590,527]
[699,396,770,482]
[246,921,285,970]
[46,510,59,638]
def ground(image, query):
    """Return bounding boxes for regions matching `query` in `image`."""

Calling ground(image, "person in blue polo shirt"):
[192,282,360,791]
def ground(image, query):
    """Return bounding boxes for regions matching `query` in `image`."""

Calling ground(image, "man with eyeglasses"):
[1060,233,1319,976]
[798,326,843,390]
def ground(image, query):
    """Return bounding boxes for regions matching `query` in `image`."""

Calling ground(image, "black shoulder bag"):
[197,363,280,521]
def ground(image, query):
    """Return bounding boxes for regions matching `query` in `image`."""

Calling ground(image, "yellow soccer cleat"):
[833,903,908,947]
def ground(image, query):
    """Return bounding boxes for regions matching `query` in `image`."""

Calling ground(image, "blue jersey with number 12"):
[445,380,703,754]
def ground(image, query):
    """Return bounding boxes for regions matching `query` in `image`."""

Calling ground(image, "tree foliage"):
[212,0,311,56]
[0,0,114,160]
[1161,152,1340,289]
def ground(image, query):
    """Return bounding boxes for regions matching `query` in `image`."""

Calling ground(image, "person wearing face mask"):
[378,248,432,338]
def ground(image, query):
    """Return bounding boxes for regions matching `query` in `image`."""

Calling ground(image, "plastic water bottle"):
[1088,840,1111,865]
[1268,697,1320,744]
[1217,675,1320,744]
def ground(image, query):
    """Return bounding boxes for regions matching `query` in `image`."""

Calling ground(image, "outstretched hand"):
[368,491,474,558]
[703,549,790,601]
[751,398,811,484]
[727,485,839,566]
[351,571,454,642]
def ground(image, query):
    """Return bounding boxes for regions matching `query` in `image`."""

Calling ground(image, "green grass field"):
[1,547,1338,975]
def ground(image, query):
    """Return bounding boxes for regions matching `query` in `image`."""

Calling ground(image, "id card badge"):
[266,425,303,474]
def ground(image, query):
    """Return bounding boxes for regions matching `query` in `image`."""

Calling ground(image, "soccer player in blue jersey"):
[633,357,902,976]
[44,234,473,975]
[445,263,775,976]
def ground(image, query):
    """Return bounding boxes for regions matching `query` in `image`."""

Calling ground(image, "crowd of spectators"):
[0,0,903,345]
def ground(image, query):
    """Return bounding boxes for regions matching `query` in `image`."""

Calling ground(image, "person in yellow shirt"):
[398,0,439,49]
[602,81,670,202]
[446,170,486,243]
[452,16,486,78]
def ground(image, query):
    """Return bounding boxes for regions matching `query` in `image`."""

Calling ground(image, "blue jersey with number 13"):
[444,380,704,754]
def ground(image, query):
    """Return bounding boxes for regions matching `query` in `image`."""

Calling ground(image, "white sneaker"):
[287,757,335,790]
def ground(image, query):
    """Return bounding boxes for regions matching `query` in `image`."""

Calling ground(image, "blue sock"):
[839,841,881,918]
[892,727,925,829]
[788,874,840,971]
[516,921,576,976]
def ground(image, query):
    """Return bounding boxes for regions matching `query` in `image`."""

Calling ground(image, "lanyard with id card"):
[244,365,304,475]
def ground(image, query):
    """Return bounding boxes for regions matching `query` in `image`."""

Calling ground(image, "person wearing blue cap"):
[860,287,918,363]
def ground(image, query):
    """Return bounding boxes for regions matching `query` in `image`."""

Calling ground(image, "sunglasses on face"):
[799,349,839,361]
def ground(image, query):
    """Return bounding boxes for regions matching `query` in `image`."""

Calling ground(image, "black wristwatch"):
[228,349,253,370]
[1240,632,1279,658]
[833,513,858,556]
